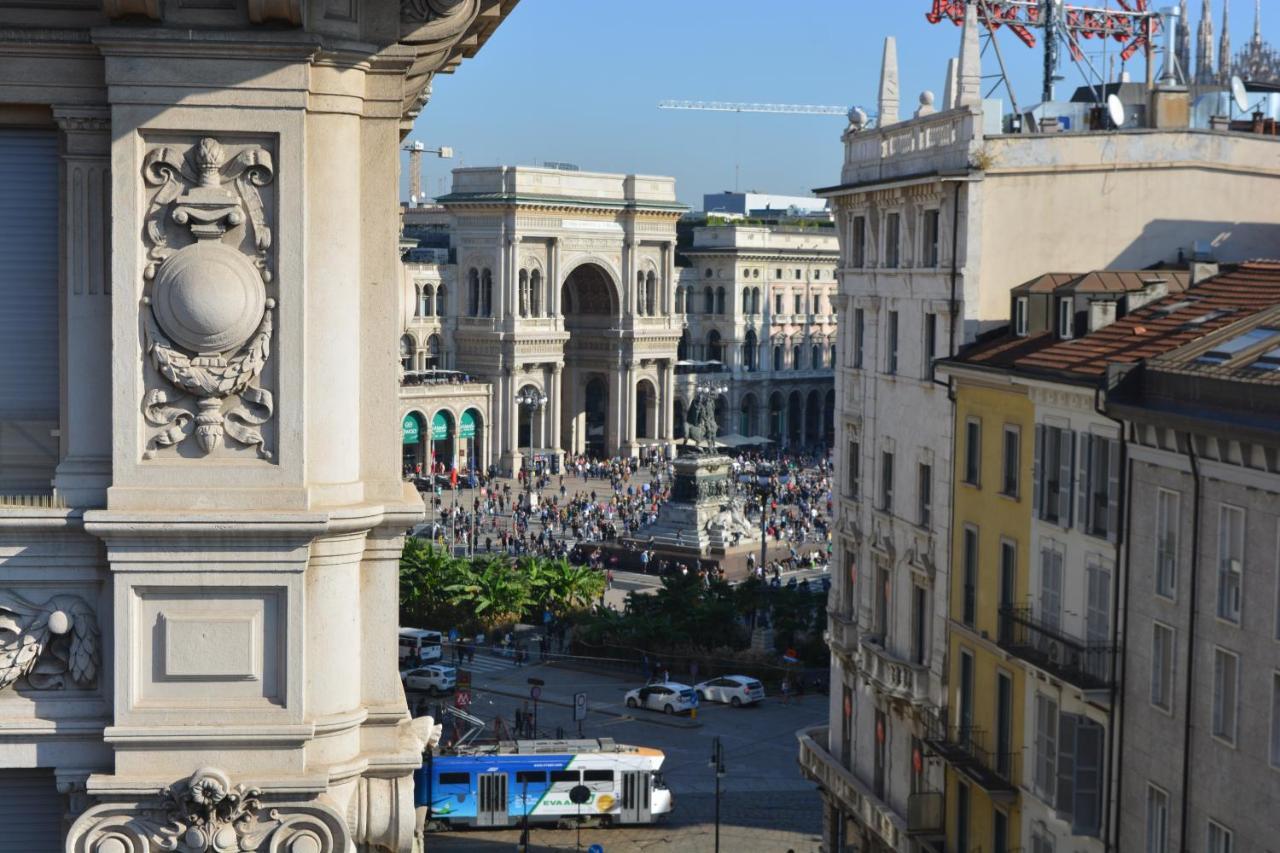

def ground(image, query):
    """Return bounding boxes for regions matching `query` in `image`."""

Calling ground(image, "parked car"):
[400,664,456,695]
[694,675,765,707]
[624,682,698,715]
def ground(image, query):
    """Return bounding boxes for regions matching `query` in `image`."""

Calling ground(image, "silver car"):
[400,664,456,696]
[695,675,765,707]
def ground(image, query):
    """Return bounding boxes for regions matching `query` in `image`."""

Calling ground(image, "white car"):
[401,664,456,695]
[624,682,699,715]
[695,675,766,707]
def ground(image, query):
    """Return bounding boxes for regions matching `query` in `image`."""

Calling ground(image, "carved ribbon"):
[0,591,99,692]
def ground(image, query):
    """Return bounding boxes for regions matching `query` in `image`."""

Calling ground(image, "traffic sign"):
[588,845,604,853]
[573,691,587,722]
[455,690,471,707]
[530,685,542,700]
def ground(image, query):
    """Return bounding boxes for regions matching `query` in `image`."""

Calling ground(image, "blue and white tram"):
[415,738,673,829]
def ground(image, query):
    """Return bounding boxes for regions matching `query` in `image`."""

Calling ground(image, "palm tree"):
[540,558,605,615]
[400,539,468,627]
[446,555,530,628]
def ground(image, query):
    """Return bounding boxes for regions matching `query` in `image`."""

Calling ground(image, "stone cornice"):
[439,195,688,216]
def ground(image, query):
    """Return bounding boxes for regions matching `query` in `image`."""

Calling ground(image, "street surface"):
[413,657,827,853]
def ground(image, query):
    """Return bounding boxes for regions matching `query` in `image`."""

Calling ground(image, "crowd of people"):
[410,447,835,577]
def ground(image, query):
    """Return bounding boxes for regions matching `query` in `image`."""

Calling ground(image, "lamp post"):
[514,388,548,510]
[755,463,774,580]
[709,735,725,853]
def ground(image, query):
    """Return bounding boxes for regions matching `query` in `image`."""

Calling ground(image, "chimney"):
[1151,5,1192,128]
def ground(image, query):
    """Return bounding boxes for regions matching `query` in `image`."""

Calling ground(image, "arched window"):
[707,329,723,363]
[425,334,442,369]
[467,268,480,317]
[744,329,758,371]
[636,271,647,316]
[678,329,690,361]
[645,271,656,315]
[703,287,714,315]
[715,286,726,315]
[437,283,447,318]
[518,269,529,317]
[742,287,750,315]
[400,335,415,373]
[752,287,761,314]
[423,285,434,317]
[829,345,837,367]
[773,345,783,371]
[413,286,423,317]
[792,345,802,369]
[812,344,822,369]
[481,268,493,317]
[530,270,541,317]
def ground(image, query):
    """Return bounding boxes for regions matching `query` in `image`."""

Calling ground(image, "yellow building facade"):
[932,369,1035,853]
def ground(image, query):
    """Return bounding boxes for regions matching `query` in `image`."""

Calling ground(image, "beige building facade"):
[0,2,516,850]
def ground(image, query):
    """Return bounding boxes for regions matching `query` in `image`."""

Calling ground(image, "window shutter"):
[1055,712,1078,817]
[1106,438,1121,542]
[1076,433,1091,532]
[1058,429,1074,528]
[1073,720,1104,836]
[1033,424,1043,516]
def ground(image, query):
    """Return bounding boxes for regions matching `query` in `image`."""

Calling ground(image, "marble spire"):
[1196,0,1216,83]
[1220,0,1232,83]
[957,1,982,108]
[1175,0,1192,83]
[878,36,900,126]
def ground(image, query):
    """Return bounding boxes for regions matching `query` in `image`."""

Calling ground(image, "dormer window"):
[1014,297,1029,337]
[1058,298,1074,339]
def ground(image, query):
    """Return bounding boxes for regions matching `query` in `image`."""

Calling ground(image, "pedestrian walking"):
[780,675,792,705]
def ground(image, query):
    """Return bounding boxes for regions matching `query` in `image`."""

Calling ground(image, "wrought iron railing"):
[997,605,1115,690]
[922,712,1019,794]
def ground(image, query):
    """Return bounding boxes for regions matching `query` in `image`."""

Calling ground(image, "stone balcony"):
[797,725,907,851]
[827,609,858,664]
[841,108,980,186]
[856,635,930,706]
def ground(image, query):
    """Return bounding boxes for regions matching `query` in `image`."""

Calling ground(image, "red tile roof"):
[954,262,1280,379]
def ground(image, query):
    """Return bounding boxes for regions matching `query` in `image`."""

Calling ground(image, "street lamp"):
[709,735,726,853]
[514,388,547,508]
[755,463,775,582]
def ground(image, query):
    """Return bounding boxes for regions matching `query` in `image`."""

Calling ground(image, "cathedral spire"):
[1176,0,1193,82]
[1196,0,1215,83]
[1220,0,1232,84]
[1255,0,1264,48]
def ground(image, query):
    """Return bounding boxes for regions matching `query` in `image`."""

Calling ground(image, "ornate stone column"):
[52,107,112,508]
[549,363,563,467]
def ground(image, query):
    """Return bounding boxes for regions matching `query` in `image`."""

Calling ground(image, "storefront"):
[430,410,454,471]
[458,408,481,472]
[402,411,425,475]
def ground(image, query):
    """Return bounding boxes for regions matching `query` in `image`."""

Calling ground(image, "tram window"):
[515,771,546,784]
[550,770,579,783]
[583,770,613,782]
[438,773,469,785]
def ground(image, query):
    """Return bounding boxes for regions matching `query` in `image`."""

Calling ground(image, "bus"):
[399,628,443,665]
[415,738,672,830]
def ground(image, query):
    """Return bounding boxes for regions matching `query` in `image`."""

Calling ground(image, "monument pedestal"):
[628,453,759,558]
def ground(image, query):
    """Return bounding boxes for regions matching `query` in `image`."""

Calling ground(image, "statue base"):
[625,453,760,557]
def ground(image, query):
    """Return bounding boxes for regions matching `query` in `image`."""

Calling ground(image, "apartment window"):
[956,781,970,853]
[793,293,802,315]
[922,208,940,267]
[845,441,860,501]
[1040,543,1064,633]
[1212,647,1239,745]
[853,308,865,368]
[963,418,981,486]
[1155,489,1180,599]
[1059,715,1103,835]
[775,268,782,279]
[924,311,937,367]
[774,293,783,315]
[1217,505,1244,624]
[998,540,1017,642]
[886,310,899,374]
[1145,784,1169,853]
[962,526,978,627]
[851,215,867,267]
[884,212,901,268]
[1207,820,1234,853]
[1058,297,1074,339]
[1002,425,1020,497]
[917,463,932,527]
[1034,694,1058,800]
[1086,561,1112,681]
[1271,671,1280,769]
[1082,434,1121,541]
[794,268,802,280]
[880,451,894,513]
[1031,826,1056,853]
[1034,424,1074,526]
[911,586,928,665]
[1015,296,1029,336]
[1151,621,1174,712]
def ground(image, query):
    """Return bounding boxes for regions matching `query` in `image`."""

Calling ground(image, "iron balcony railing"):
[922,714,1019,798]
[997,605,1115,691]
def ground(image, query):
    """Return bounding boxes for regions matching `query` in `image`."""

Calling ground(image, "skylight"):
[1196,327,1280,365]
[1247,345,1280,372]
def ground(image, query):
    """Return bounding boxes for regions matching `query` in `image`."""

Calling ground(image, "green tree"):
[399,539,468,627]
[446,555,530,628]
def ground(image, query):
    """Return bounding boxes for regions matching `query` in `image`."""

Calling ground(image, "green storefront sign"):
[402,413,420,444]
[431,411,449,441]
[459,410,476,439]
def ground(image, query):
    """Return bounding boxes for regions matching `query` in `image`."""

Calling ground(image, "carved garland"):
[140,137,277,460]
[0,591,100,692]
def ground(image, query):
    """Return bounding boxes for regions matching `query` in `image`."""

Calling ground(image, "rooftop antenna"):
[1106,92,1127,127]
[1230,74,1249,114]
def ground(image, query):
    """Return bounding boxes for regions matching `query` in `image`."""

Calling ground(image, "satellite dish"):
[1106,94,1126,129]
[1231,75,1249,114]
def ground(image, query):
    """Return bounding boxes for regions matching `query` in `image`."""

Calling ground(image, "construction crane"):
[658,100,858,117]
[401,140,454,205]
[926,0,1162,101]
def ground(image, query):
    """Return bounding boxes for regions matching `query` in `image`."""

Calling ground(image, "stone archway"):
[635,378,657,440]
[787,391,803,447]
[560,262,623,458]
[805,389,822,447]
[739,393,759,437]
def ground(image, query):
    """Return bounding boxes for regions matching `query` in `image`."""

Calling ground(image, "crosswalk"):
[441,652,536,676]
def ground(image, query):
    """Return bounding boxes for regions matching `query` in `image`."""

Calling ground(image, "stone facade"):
[0,2,516,850]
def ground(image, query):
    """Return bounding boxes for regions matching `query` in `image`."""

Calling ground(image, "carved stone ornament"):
[0,591,100,692]
[140,137,276,460]
[68,767,349,853]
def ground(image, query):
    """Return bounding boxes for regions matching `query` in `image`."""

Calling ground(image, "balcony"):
[997,605,1115,694]
[923,714,1019,802]
[797,725,907,850]
[827,609,858,662]
[856,635,930,706]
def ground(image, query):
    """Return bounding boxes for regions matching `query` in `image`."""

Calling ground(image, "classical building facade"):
[675,223,838,450]
[0,2,515,851]
[802,8,1280,853]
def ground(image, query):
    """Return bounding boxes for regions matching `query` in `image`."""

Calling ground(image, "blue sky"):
[405,0,1270,208]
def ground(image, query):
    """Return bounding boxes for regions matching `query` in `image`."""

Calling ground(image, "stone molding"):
[67,767,350,853]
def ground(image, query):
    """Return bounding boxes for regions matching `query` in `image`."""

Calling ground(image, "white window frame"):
[1059,297,1074,339]
[963,417,982,487]
[1034,693,1058,801]
[1001,424,1020,497]
[1207,819,1234,853]
[1151,620,1175,714]
[1015,296,1029,336]
[1217,504,1244,625]
[1211,646,1240,747]
[1145,783,1169,853]
[1271,670,1280,771]
[1155,488,1180,601]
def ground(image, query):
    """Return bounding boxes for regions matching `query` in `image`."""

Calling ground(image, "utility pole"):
[710,735,726,853]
